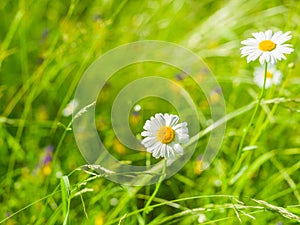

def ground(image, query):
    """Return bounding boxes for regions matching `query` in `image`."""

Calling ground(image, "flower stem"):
[142,159,167,223]
[231,62,268,175]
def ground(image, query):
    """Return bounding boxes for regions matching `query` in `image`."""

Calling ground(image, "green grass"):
[1,0,300,224]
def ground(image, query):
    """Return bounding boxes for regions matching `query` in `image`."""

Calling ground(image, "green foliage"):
[0,0,300,224]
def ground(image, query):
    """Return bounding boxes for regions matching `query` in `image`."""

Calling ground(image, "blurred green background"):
[0,0,300,224]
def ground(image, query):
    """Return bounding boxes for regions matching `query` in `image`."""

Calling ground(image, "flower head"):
[241,30,294,64]
[254,64,282,89]
[141,113,189,159]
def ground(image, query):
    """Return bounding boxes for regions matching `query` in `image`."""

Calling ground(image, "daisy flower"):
[141,113,189,159]
[241,30,294,64]
[253,64,282,89]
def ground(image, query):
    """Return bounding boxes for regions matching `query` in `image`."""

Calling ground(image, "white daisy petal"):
[168,148,175,159]
[248,51,260,62]
[241,30,294,64]
[166,145,174,159]
[253,50,262,61]
[253,64,282,89]
[169,115,179,127]
[151,117,162,130]
[265,79,272,88]
[163,113,177,126]
[164,145,169,158]
[142,136,157,148]
[147,142,161,153]
[177,133,189,143]
[272,71,282,85]
[172,122,187,130]
[152,144,162,158]
[144,119,158,131]
[241,38,258,45]
[164,145,170,158]
[259,53,265,64]
[265,53,271,63]
[141,131,153,137]
[175,128,189,136]
[173,144,183,155]
[155,113,165,126]
[252,32,263,41]
[176,128,188,135]
[278,45,294,54]
[140,113,190,159]
[143,120,151,131]
[273,31,292,44]
[241,44,258,51]
[265,30,272,39]
[160,144,166,158]
[270,56,276,64]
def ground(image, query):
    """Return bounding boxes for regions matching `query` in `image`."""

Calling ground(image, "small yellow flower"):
[42,164,52,176]
[95,212,105,225]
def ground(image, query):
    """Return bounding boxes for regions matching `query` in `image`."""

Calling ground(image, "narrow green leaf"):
[60,176,71,225]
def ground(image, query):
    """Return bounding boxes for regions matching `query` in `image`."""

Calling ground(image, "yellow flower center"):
[259,40,276,51]
[266,71,273,78]
[156,126,175,144]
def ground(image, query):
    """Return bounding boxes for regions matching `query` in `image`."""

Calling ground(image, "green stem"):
[249,63,294,146]
[142,159,167,224]
[231,62,268,175]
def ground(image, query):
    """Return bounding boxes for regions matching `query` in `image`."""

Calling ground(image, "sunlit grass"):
[0,0,300,224]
